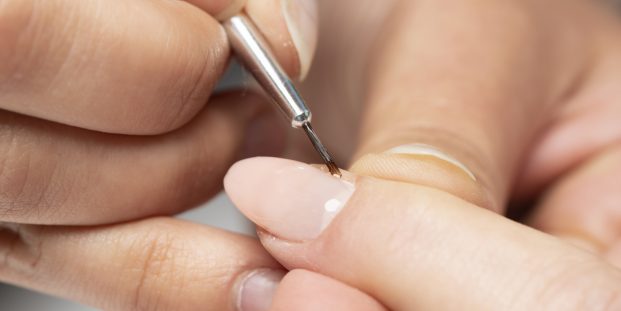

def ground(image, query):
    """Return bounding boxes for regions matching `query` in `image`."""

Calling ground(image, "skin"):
[2,0,621,310]
[226,158,621,310]
[233,0,621,310]
[0,0,301,224]
[302,0,621,249]
[0,0,310,309]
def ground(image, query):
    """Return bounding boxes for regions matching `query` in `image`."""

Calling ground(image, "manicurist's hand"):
[0,0,319,309]
[224,0,621,310]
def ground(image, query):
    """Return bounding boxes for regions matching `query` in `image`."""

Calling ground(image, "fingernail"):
[385,144,477,181]
[282,0,319,80]
[225,157,354,241]
[236,269,285,311]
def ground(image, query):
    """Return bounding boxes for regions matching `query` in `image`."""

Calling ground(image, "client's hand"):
[0,0,319,309]
[225,157,621,310]
[304,0,621,259]
[223,0,621,310]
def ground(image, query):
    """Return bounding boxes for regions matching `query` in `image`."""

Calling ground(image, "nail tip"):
[226,157,354,242]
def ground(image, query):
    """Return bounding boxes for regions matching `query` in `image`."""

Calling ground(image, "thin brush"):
[302,123,342,177]
[224,14,342,177]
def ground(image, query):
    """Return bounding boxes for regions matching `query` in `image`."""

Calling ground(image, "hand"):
[0,0,319,309]
[225,157,621,310]
[302,0,621,244]
[223,0,621,310]
[0,0,317,224]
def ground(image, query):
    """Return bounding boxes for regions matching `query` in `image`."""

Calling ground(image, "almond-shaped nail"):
[224,157,354,241]
[282,0,319,80]
[235,269,285,311]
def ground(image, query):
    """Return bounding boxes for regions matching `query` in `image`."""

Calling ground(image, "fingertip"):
[189,0,318,80]
[245,0,318,80]
[225,157,354,241]
[271,270,386,311]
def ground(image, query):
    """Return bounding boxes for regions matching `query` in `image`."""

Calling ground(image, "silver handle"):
[223,14,311,128]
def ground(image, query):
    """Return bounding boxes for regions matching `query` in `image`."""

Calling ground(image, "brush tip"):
[301,123,342,178]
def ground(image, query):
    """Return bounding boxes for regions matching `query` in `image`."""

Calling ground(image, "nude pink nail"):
[236,269,285,311]
[224,157,354,241]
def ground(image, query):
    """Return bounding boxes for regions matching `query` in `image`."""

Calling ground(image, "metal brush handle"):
[223,14,311,128]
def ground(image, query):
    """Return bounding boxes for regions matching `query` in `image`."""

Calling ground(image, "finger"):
[0,217,281,311]
[231,269,386,311]
[0,0,317,134]
[243,0,318,80]
[270,270,386,311]
[528,145,621,263]
[199,0,319,81]
[0,0,226,134]
[348,0,611,211]
[0,92,283,225]
[225,158,621,310]
[186,0,318,80]
[514,14,621,198]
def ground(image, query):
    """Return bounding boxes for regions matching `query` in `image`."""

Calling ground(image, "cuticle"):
[257,227,308,244]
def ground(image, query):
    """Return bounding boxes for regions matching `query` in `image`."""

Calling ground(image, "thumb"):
[197,0,319,80]
[225,157,621,311]
[348,0,598,211]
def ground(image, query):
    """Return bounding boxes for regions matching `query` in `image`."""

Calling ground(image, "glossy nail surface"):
[224,157,354,241]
